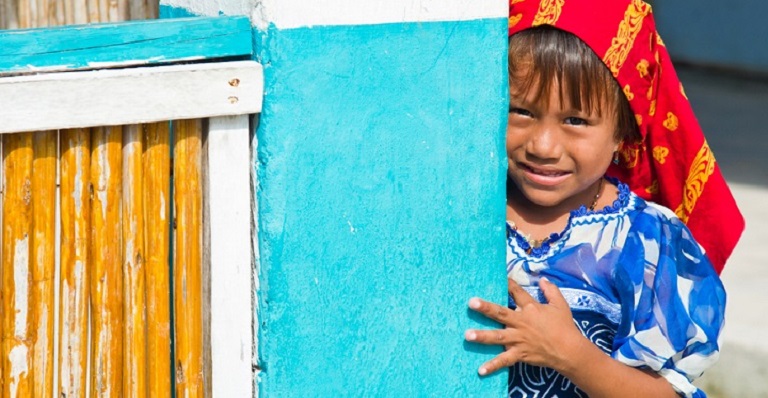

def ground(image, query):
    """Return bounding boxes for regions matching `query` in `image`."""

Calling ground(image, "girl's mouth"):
[518,163,570,186]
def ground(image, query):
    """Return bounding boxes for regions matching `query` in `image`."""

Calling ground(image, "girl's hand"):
[465,278,586,376]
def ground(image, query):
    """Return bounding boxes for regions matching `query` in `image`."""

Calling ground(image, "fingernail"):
[540,276,550,284]
[469,298,481,309]
[478,367,488,376]
[465,330,476,341]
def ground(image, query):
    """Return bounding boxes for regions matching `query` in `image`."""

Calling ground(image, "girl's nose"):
[526,123,561,160]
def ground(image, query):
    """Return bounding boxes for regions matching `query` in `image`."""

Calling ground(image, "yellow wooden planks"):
[90,126,124,398]
[144,122,172,397]
[1,133,34,398]
[31,131,56,398]
[173,119,205,397]
[122,125,147,398]
[58,128,91,398]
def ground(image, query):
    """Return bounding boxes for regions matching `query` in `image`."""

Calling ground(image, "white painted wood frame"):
[205,115,255,398]
[0,60,263,134]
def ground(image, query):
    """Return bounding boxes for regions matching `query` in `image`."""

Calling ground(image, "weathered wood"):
[145,0,157,20]
[17,0,31,28]
[129,0,146,21]
[58,128,91,398]
[0,61,264,135]
[206,116,254,397]
[86,0,99,23]
[117,0,128,21]
[1,133,34,398]
[31,131,56,398]
[0,16,253,75]
[144,122,171,398]
[122,125,147,398]
[173,119,205,398]
[90,126,123,398]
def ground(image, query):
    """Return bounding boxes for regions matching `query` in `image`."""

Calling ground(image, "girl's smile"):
[506,73,619,220]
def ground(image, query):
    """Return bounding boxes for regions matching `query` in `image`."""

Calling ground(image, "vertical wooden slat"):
[129,0,145,21]
[17,0,30,28]
[144,122,171,397]
[173,119,205,398]
[35,0,47,26]
[145,0,157,20]
[97,0,107,22]
[1,133,34,398]
[31,131,56,398]
[90,126,123,398]
[122,125,147,398]
[207,116,255,397]
[59,129,91,398]
[85,0,99,23]
[2,0,17,29]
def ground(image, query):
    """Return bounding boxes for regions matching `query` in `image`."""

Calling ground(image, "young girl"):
[465,0,743,397]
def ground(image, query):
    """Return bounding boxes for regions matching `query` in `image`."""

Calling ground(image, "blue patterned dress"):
[506,179,725,398]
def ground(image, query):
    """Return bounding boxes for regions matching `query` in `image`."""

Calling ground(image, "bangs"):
[508,26,640,142]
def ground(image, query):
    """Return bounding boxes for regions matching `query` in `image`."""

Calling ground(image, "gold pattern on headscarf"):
[532,0,564,26]
[663,112,678,131]
[680,82,688,100]
[603,0,651,77]
[649,99,656,116]
[509,13,523,28]
[674,141,716,223]
[637,59,649,78]
[645,180,659,195]
[653,146,669,164]
[656,32,665,47]
[623,85,635,101]
[635,114,643,126]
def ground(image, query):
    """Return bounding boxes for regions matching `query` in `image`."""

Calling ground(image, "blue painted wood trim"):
[0,16,252,75]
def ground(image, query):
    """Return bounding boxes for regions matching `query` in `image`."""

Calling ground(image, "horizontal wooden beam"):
[0,16,253,75]
[0,61,262,134]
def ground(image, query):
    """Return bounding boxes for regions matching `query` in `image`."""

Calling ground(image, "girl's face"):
[506,74,619,213]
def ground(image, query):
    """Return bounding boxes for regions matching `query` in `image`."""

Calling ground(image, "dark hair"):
[508,26,640,143]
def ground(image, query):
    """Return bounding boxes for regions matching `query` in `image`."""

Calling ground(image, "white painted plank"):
[0,61,263,134]
[162,0,506,29]
[206,115,254,397]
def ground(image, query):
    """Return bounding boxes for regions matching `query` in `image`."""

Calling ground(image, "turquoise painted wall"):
[254,19,509,396]
[654,1,768,74]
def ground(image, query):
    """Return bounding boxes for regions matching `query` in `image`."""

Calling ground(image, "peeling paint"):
[9,345,29,398]
[13,236,30,338]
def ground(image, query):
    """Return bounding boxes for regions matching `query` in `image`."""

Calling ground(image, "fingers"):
[468,297,518,326]
[478,350,519,376]
[539,277,567,308]
[508,278,536,308]
[465,327,519,346]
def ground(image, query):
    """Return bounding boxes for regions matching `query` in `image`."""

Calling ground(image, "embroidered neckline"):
[506,177,631,258]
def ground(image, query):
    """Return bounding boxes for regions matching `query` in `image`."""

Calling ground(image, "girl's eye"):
[564,116,589,126]
[510,107,533,117]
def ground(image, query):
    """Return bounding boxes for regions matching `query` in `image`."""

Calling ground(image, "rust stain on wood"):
[173,119,205,398]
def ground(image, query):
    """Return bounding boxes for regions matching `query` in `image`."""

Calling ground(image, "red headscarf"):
[508,0,744,273]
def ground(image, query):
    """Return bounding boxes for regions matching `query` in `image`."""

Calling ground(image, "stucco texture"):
[255,19,509,396]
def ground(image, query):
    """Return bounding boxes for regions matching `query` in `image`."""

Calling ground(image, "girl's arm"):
[465,278,679,398]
